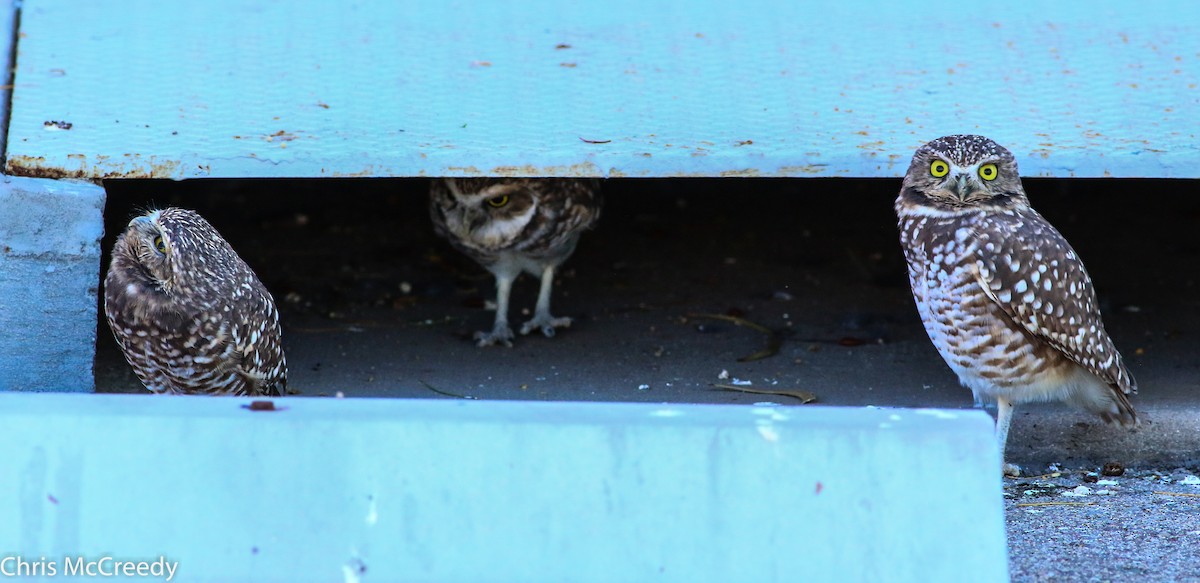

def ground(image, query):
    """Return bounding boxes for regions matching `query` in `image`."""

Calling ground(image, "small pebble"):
[1061,485,1093,497]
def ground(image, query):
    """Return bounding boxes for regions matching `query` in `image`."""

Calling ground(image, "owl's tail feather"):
[1097,387,1138,428]
[1062,365,1138,428]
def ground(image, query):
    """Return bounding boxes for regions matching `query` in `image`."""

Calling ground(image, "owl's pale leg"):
[995,397,1021,477]
[475,274,516,347]
[520,264,573,337]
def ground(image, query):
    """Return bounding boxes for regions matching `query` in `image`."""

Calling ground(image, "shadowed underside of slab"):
[0,395,1008,582]
[4,0,1197,179]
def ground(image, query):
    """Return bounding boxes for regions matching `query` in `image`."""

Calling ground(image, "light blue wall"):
[1,395,1009,582]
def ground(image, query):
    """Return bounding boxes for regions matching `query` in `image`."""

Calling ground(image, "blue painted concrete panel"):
[0,395,1009,582]
[4,0,1196,179]
[0,177,105,392]
[0,0,16,155]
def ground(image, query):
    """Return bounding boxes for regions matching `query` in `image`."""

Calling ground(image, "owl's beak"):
[128,212,159,233]
[950,172,976,201]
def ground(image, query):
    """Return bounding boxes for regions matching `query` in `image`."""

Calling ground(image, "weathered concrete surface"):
[0,393,1009,583]
[7,1,1200,179]
[0,176,105,391]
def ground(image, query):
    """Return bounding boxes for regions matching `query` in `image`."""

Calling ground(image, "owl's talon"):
[474,327,514,347]
[520,315,572,337]
[1002,462,1022,478]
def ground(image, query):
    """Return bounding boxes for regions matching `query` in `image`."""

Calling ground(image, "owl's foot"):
[1002,462,1022,478]
[520,314,572,338]
[474,325,515,347]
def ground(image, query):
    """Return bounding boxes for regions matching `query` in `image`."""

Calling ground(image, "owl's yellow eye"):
[930,160,950,178]
[153,235,167,254]
[979,163,998,181]
[487,195,510,208]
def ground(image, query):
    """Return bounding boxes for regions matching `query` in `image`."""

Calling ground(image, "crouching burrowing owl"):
[895,135,1136,476]
[430,178,602,347]
[104,208,287,396]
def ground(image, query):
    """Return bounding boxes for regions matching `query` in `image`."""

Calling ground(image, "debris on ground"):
[689,312,783,362]
[419,380,477,400]
[711,383,817,404]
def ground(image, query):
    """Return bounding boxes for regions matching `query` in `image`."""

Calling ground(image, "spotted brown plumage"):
[104,208,287,396]
[895,135,1136,475]
[430,178,602,346]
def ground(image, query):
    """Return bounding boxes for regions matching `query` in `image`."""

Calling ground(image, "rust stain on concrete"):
[5,154,184,179]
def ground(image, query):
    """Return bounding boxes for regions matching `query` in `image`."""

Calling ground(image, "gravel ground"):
[1006,465,1200,582]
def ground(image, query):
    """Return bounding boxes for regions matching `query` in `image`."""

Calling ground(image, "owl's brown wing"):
[968,209,1136,396]
[232,288,288,396]
[551,178,602,233]
[518,179,602,256]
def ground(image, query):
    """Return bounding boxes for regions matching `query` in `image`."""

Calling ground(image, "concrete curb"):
[0,394,1010,582]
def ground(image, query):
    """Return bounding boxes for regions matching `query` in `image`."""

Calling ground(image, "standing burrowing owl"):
[895,135,1136,475]
[430,178,602,346]
[104,207,287,395]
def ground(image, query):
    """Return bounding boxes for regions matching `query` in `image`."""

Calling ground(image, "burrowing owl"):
[104,207,287,395]
[430,178,602,346]
[895,135,1136,475]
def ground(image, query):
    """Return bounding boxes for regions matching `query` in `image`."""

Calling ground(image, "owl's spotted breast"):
[898,206,1135,419]
[901,210,1075,397]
